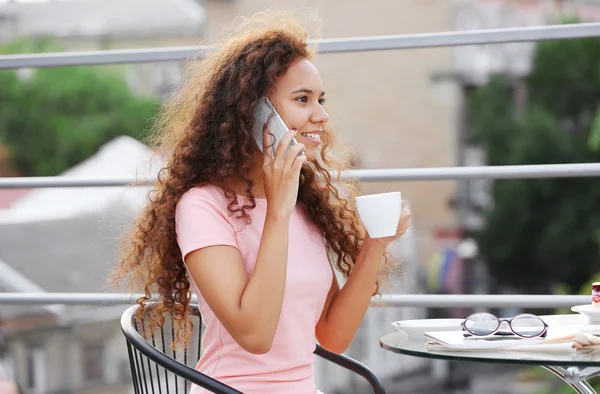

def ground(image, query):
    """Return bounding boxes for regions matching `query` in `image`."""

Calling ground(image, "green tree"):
[0,38,159,176]
[471,21,600,293]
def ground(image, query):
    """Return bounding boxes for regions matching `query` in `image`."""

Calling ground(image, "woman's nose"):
[312,105,329,124]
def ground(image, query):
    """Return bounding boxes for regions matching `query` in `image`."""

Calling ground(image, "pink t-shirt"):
[175,185,333,394]
[0,380,19,394]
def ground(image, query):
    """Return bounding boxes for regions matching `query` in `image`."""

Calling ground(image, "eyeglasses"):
[461,313,548,339]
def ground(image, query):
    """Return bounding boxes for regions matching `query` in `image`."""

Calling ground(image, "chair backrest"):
[122,302,386,394]
[121,303,242,394]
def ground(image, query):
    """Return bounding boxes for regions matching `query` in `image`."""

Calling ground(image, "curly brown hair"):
[112,13,392,345]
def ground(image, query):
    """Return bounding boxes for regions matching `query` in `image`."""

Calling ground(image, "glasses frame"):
[460,312,549,339]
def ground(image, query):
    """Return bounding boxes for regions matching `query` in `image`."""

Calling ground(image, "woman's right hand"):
[262,128,307,219]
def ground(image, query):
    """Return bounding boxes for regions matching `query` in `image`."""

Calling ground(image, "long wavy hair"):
[112,13,392,345]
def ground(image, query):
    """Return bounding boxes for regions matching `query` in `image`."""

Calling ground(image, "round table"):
[379,314,600,394]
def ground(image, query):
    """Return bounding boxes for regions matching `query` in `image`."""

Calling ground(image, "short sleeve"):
[175,188,238,262]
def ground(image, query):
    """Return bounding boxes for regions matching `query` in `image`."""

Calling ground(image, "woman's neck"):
[226,155,267,198]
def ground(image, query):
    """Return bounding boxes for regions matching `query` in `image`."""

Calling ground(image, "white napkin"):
[572,331,600,349]
[424,330,600,353]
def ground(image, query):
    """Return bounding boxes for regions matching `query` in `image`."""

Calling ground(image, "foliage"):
[0,37,159,176]
[470,20,600,292]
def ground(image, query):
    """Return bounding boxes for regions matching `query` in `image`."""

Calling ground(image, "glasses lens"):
[464,314,498,336]
[511,314,546,338]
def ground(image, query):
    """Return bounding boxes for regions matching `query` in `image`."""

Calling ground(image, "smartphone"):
[253,97,304,157]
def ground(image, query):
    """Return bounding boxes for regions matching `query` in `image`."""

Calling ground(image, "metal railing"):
[1,22,600,309]
[0,293,591,308]
[0,163,600,188]
[1,23,600,68]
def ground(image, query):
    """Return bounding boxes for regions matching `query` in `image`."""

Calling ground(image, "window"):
[26,345,46,393]
[83,342,104,383]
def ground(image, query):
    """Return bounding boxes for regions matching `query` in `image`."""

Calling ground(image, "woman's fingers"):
[283,143,306,171]
[274,129,298,163]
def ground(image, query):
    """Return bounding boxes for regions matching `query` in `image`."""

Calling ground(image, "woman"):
[115,12,411,394]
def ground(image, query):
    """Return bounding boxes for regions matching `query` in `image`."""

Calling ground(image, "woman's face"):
[268,58,329,162]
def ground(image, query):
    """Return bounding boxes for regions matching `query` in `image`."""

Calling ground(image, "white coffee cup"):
[355,192,402,238]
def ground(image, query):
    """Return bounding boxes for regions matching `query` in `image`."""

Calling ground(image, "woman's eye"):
[295,96,308,103]
[319,98,326,105]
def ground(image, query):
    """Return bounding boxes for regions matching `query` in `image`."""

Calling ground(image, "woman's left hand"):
[367,202,411,247]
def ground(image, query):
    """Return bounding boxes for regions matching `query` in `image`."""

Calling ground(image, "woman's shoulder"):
[177,184,228,211]
[177,184,264,226]
[181,184,224,199]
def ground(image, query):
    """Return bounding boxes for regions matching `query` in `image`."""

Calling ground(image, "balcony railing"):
[0,163,599,189]
[1,22,599,310]
[1,22,600,68]
[0,293,591,308]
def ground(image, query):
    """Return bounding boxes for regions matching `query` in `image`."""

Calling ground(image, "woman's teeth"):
[302,133,321,142]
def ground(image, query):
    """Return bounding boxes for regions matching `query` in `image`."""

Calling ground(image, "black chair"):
[121,303,386,394]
